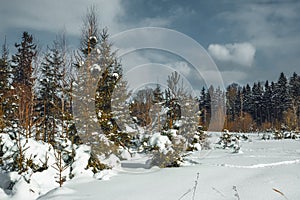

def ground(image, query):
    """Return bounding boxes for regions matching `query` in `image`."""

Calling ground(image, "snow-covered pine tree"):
[35,42,64,144]
[164,71,186,130]
[180,95,204,151]
[95,28,123,144]
[111,79,133,147]
[73,5,103,147]
[80,5,99,59]
[149,85,165,133]
[0,38,10,132]
[11,32,37,138]
[56,34,76,142]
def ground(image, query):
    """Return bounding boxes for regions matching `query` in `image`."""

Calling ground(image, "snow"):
[148,132,172,154]
[2,133,300,200]
[112,73,119,79]
[90,64,101,72]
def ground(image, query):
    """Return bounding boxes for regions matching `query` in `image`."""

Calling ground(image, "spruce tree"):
[289,72,300,129]
[11,32,37,138]
[274,72,291,126]
[0,38,10,131]
[95,29,123,144]
[262,80,273,124]
[35,42,63,143]
[80,5,99,58]
[252,82,263,126]
[110,79,132,146]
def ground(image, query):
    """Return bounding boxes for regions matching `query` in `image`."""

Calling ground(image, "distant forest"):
[199,72,300,132]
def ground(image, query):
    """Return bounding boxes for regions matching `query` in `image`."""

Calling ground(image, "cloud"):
[0,0,125,36]
[208,42,256,67]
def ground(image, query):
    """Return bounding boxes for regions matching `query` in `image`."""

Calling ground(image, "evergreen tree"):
[226,83,240,121]
[0,38,10,131]
[110,79,132,146]
[11,32,36,86]
[179,95,200,143]
[242,84,253,117]
[262,80,273,124]
[153,84,164,104]
[289,72,300,129]
[274,72,291,125]
[11,32,37,138]
[95,29,123,144]
[252,82,263,126]
[35,42,63,143]
[80,5,99,58]
[198,87,211,128]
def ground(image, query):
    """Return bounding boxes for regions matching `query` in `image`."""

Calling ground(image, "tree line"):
[199,72,300,132]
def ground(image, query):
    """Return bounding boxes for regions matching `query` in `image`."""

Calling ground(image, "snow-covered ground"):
[36,133,300,200]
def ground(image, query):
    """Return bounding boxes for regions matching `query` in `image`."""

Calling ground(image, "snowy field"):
[36,133,300,200]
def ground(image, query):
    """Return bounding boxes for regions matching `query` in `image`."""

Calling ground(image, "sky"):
[1,0,300,91]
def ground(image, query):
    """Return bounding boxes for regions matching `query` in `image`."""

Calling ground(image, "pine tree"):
[289,72,300,129]
[110,79,132,146]
[0,38,10,131]
[11,32,37,138]
[80,5,99,58]
[274,72,292,126]
[226,83,240,122]
[179,95,201,146]
[95,29,123,144]
[73,6,103,148]
[35,42,63,143]
[153,84,164,104]
[198,87,211,128]
[262,80,273,125]
[242,84,253,118]
[252,82,263,126]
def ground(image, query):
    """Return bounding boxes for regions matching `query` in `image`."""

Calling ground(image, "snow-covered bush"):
[216,130,241,153]
[262,132,272,140]
[274,130,283,140]
[283,131,300,139]
[186,126,209,151]
[262,130,300,140]
[147,132,183,168]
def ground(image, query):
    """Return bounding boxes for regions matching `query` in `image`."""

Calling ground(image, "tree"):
[166,71,187,99]
[95,29,123,144]
[262,80,273,124]
[252,82,263,126]
[35,42,64,143]
[226,83,240,122]
[274,72,292,126]
[110,79,132,146]
[289,72,300,129]
[198,87,211,128]
[11,32,37,138]
[80,5,99,58]
[73,6,104,149]
[130,88,154,127]
[0,37,10,131]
